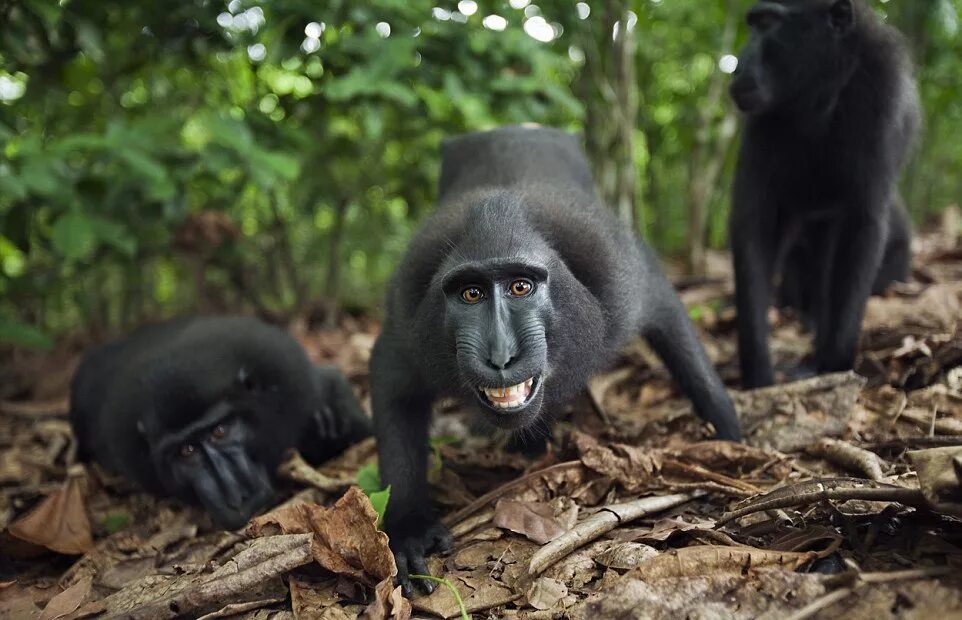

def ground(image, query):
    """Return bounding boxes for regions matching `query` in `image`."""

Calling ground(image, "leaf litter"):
[1,234,962,618]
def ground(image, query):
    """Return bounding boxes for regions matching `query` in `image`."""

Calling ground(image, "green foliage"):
[0,0,958,339]
[356,462,390,528]
[0,315,53,350]
[102,512,132,534]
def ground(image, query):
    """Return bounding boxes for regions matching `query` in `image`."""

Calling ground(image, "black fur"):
[70,316,370,529]
[729,0,920,387]
[372,126,742,594]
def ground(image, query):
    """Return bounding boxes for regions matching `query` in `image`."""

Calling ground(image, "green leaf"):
[356,462,382,495]
[89,218,137,257]
[50,212,98,261]
[356,463,390,527]
[102,512,131,534]
[0,316,54,350]
[368,486,390,528]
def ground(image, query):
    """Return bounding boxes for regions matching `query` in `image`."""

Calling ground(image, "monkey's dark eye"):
[180,443,197,458]
[461,286,484,304]
[209,424,227,441]
[509,279,533,297]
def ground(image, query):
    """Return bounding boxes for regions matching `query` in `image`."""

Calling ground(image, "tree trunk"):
[576,0,638,231]
[686,0,739,276]
[322,198,350,329]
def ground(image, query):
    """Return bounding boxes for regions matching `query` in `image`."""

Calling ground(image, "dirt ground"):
[1,223,961,619]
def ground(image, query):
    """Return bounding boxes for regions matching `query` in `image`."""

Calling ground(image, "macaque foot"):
[387,514,454,596]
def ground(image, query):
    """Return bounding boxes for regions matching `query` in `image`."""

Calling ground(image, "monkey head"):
[421,192,605,431]
[137,339,315,529]
[730,0,859,115]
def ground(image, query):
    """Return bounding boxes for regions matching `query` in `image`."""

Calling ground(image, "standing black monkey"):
[70,316,371,529]
[372,126,742,594]
[729,0,920,388]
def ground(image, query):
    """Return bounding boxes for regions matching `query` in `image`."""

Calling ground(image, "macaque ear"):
[828,0,855,34]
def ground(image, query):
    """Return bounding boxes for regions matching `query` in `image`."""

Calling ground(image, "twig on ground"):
[663,460,763,495]
[528,492,699,575]
[718,478,927,526]
[806,438,887,481]
[781,566,954,620]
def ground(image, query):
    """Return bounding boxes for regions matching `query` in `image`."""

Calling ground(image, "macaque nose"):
[488,340,518,370]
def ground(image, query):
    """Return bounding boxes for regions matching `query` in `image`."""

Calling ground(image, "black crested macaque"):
[729,0,920,388]
[70,316,370,529]
[372,126,742,594]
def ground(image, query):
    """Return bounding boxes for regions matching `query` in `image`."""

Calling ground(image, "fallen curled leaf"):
[863,283,961,336]
[8,467,93,555]
[493,499,570,545]
[38,577,92,620]
[908,446,962,517]
[248,486,395,585]
[570,568,828,620]
[618,517,717,543]
[362,577,411,620]
[594,542,659,570]
[573,432,662,492]
[412,569,517,619]
[526,577,567,611]
[733,371,865,452]
[628,545,824,580]
[289,578,354,620]
[669,441,780,472]
[95,533,313,618]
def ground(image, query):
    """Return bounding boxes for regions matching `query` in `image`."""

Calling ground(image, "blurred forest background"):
[1,0,960,347]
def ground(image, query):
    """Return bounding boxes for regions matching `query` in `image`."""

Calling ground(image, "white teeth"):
[480,378,535,409]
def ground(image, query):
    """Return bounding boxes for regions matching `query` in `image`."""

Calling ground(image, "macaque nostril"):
[487,353,516,370]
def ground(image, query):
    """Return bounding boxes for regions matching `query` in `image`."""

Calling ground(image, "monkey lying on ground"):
[70,315,371,529]
[728,0,920,388]
[372,126,742,594]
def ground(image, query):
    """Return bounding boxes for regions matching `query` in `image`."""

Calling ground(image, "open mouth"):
[478,376,539,411]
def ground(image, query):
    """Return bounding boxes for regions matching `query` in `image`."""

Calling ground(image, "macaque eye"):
[180,443,197,458]
[461,286,484,304]
[509,279,533,297]
[209,424,227,441]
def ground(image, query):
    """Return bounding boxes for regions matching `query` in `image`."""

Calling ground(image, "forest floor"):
[2,224,962,619]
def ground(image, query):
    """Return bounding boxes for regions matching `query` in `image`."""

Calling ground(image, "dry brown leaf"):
[628,545,820,580]
[289,578,355,620]
[908,446,962,517]
[733,371,865,452]
[248,486,395,585]
[669,441,780,472]
[411,569,517,619]
[493,500,569,545]
[37,577,91,620]
[622,517,717,543]
[573,432,662,492]
[594,542,659,570]
[0,596,43,619]
[570,568,828,620]
[526,577,567,611]
[95,534,313,618]
[8,468,93,555]
[863,283,960,336]
[361,577,411,620]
